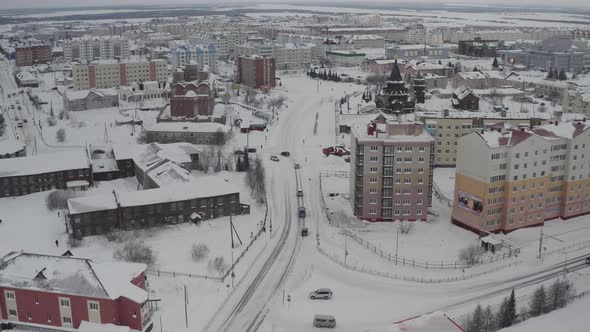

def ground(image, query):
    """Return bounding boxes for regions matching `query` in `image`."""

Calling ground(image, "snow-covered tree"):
[528,284,547,317]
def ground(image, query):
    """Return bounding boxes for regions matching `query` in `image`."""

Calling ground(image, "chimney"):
[367,122,376,136]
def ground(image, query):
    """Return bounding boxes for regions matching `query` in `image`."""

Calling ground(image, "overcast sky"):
[0,0,587,10]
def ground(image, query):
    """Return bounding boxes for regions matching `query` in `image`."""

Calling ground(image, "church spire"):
[389,59,402,82]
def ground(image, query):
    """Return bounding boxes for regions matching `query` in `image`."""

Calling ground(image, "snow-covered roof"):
[67,193,118,215]
[0,150,90,178]
[536,120,590,139]
[65,88,118,101]
[116,176,239,207]
[134,142,200,172]
[0,252,147,304]
[0,140,25,155]
[79,321,129,332]
[146,122,230,133]
[146,161,193,187]
[353,121,435,143]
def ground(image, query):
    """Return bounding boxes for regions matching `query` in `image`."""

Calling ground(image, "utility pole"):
[538,227,543,260]
[184,285,188,328]
[230,214,234,249]
[344,237,348,265]
[395,227,399,265]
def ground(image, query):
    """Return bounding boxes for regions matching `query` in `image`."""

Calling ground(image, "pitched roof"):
[0,252,147,303]
[389,59,403,82]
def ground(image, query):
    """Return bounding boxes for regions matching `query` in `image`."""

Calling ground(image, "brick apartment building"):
[0,150,92,197]
[15,40,52,67]
[237,55,276,89]
[350,120,435,221]
[67,177,249,238]
[72,59,168,90]
[0,251,152,331]
[452,120,590,233]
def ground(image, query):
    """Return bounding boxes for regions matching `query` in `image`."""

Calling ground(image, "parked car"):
[17,106,21,111]
[247,147,257,153]
[23,119,28,123]
[586,256,590,264]
[294,163,301,169]
[310,288,333,300]
[297,190,303,197]
[17,122,23,128]
[313,314,336,328]
[270,155,279,162]
[281,151,290,157]
[234,150,245,155]
[298,207,306,218]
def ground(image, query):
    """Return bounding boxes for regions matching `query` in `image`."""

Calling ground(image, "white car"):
[309,288,333,300]
[270,155,279,162]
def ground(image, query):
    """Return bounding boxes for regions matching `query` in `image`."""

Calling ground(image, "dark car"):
[281,151,290,157]
[298,207,306,218]
[234,150,245,155]
[301,227,309,237]
[586,256,590,264]
[247,147,257,153]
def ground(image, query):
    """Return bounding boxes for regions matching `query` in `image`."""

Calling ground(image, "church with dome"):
[375,59,425,114]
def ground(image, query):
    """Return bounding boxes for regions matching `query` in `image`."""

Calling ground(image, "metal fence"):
[316,244,519,284]
[318,172,519,271]
[146,269,220,281]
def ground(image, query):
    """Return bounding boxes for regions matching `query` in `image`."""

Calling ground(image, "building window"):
[63,317,72,324]
[9,309,17,317]
[6,292,15,300]
[368,208,377,215]
[60,299,70,307]
[89,302,99,311]
[35,296,39,304]
[369,198,377,204]
[370,146,379,151]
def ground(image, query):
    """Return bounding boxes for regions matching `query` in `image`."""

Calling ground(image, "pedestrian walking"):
[55,240,59,247]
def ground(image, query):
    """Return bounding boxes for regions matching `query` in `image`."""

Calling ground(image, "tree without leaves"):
[208,256,228,276]
[191,243,210,262]
[245,155,266,205]
[459,244,484,265]
[56,128,67,142]
[481,305,496,332]
[114,241,156,267]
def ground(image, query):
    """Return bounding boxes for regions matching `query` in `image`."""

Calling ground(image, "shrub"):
[56,128,66,142]
[459,244,485,265]
[45,190,78,211]
[208,256,228,276]
[105,230,127,243]
[47,116,57,127]
[114,241,156,267]
[191,243,210,262]
[67,236,81,248]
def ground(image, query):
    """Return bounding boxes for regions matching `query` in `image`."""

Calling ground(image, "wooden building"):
[67,177,250,238]
[0,150,92,197]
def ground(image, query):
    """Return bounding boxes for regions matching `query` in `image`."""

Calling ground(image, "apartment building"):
[191,32,246,59]
[386,44,449,60]
[416,109,547,167]
[170,44,218,73]
[63,35,129,63]
[562,88,590,116]
[452,120,590,234]
[0,252,151,331]
[235,43,274,58]
[237,55,276,89]
[344,34,385,49]
[273,44,312,69]
[15,39,51,67]
[72,59,168,90]
[350,121,435,222]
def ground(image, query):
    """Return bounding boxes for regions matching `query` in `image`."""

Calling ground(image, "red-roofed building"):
[452,120,590,234]
[0,252,152,332]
